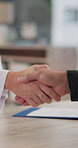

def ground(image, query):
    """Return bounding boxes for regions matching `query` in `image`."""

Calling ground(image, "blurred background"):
[0,0,78,102]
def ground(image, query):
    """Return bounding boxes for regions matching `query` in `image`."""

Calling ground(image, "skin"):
[18,68,70,104]
[4,65,60,107]
[37,69,70,97]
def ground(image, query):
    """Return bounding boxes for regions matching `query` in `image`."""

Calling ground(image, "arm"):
[0,69,9,111]
[0,65,50,110]
[67,70,78,101]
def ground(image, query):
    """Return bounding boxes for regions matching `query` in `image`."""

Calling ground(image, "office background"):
[0,0,78,100]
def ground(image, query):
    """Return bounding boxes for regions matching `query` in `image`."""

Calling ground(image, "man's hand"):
[20,68,70,99]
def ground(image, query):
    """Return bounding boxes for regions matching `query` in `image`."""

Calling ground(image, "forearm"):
[4,67,37,90]
[0,69,9,111]
[4,70,26,90]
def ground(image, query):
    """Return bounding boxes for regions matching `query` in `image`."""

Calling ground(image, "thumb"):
[17,71,39,84]
[34,64,50,71]
[17,64,50,84]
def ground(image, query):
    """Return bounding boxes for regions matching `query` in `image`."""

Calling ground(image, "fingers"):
[34,96,44,105]
[37,92,52,104]
[25,94,44,107]
[15,95,43,107]
[15,96,24,103]
[26,98,39,107]
[15,96,29,106]
[15,82,60,108]
[34,64,50,71]
[39,84,61,102]
[26,82,52,105]
[17,64,50,84]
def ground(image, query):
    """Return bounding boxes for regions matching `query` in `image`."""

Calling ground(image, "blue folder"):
[13,107,78,120]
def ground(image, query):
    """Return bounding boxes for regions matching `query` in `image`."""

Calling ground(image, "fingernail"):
[15,96,19,101]
[24,102,30,106]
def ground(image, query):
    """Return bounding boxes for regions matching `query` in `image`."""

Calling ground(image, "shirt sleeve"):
[0,70,9,111]
[67,70,78,101]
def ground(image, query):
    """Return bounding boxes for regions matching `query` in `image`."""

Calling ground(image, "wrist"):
[4,71,17,90]
[62,71,70,94]
[4,70,25,90]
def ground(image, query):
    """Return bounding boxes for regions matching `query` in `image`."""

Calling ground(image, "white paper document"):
[27,107,78,119]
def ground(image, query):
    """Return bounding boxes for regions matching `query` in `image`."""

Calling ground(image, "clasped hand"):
[5,64,70,107]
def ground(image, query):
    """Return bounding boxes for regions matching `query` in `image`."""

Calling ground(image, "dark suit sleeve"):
[67,70,78,101]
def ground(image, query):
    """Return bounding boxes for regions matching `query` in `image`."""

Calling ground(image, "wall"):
[51,0,78,47]
[14,0,51,39]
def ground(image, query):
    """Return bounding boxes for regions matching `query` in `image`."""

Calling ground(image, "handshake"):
[4,65,70,107]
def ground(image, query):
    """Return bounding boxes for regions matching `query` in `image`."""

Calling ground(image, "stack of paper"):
[13,107,78,120]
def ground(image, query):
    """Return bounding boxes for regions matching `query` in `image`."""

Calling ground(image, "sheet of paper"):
[27,107,78,118]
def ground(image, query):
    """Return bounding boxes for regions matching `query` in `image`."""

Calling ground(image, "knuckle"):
[35,104,39,107]
[39,102,43,105]
[52,93,60,101]
[47,99,52,104]
[48,89,52,97]
[33,104,38,107]
[56,97,61,102]
[50,90,57,99]
[40,101,44,104]
[34,64,38,70]
[32,104,36,107]
[44,64,49,69]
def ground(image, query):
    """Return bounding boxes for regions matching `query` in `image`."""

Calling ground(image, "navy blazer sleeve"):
[67,71,78,101]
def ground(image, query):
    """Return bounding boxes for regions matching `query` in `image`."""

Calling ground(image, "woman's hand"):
[4,64,54,107]
[15,65,61,106]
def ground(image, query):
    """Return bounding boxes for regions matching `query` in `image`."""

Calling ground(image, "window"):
[64,8,78,24]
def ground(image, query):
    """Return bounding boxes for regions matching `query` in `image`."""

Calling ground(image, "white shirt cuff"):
[0,70,9,111]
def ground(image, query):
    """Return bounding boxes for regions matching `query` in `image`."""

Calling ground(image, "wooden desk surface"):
[0,100,78,148]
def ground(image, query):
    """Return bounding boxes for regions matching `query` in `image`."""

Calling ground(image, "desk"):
[0,100,78,148]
